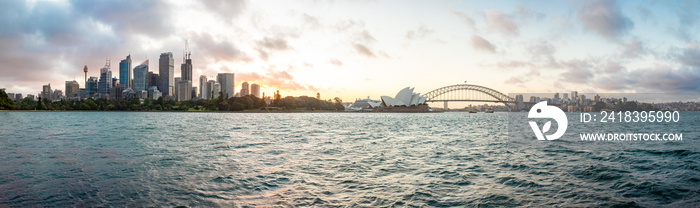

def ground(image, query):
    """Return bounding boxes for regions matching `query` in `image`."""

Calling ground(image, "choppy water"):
[0,111,699,207]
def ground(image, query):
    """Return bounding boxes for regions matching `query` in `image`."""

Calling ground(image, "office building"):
[86,77,98,98]
[14,93,22,102]
[149,73,159,89]
[159,52,174,97]
[199,75,207,99]
[133,60,149,92]
[179,48,193,101]
[42,84,52,100]
[250,83,260,98]
[65,80,79,98]
[206,80,220,99]
[98,61,112,97]
[216,73,234,98]
[240,82,249,97]
[191,87,197,100]
[178,80,192,102]
[52,90,63,100]
[147,86,162,100]
[119,54,132,88]
[174,77,181,100]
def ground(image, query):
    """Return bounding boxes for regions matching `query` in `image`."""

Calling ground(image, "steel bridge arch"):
[422,84,515,107]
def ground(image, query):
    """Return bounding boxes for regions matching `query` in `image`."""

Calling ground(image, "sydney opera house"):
[378,87,430,112]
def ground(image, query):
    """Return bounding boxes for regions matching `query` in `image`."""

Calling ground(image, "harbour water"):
[0,111,699,207]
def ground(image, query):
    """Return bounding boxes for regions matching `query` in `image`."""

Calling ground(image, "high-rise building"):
[86,77,98,98]
[199,75,207,99]
[240,82,249,97]
[149,73,159,89]
[180,47,193,101]
[42,84,52,100]
[174,77,181,100]
[181,50,192,82]
[15,93,22,102]
[250,83,260,98]
[65,80,79,98]
[52,90,63,100]
[216,73,234,98]
[98,60,112,96]
[178,80,192,102]
[147,86,162,100]
[133,60,149,92]
[206,80,220,99]
[159,52,174,97]
[119,54,132,88]
[213,82,221,99]
[191,87,197,100]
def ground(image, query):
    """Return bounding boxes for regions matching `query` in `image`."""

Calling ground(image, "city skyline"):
[1,0,700,103]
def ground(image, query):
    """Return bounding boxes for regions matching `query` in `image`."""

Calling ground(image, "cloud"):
[634,67,700,93]
[406,24,433,40]
[235,66,318,92]
[357,30,377,43]
[254,36,292,60]
[558,59,593,84]
[677,47,700,67]
[329,59,343,66]
[257,36,291,51]
[577,0,634,40]
[636,5,653,22]
[484,10,519,36]
[620,38,646,59]
[200,0,247,22]
[354,44,376,57]
[515,6,545,21]
[505,76,524,84]
[451,10,476,30]
[191,32,248,62]
[470,35,496,53]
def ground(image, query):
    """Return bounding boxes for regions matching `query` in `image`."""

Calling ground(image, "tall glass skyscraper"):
[119,54,132,88]
[159,52,174,97]
[133,60,149,92]
[97,65,112,96]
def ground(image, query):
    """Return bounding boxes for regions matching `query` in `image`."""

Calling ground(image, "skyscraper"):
[216,73,234,99]
[199,75,207,99]
[133,60,149,92]
[86,77,98,98]
[250,83,260,98]
[149,73,159,89]
[181,48,192,82]
[178,80,192,102]
[159,52,174,97]
[42,84,52,100]
[65,80,79,98]
[240,82,249,97]
[206,80,220,99]
[180,44,193,101]
[174,77,181,100]
[98,60,112,96]
[119,54,132,88]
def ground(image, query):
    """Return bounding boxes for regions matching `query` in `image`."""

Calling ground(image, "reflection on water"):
[0,112,699,207]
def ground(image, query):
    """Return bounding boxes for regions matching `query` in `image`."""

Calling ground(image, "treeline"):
[0,90,344,111]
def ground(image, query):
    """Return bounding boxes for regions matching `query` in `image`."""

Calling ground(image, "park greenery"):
[0,90,344,112]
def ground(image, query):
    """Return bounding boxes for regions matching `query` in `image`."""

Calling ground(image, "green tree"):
[0,90,14,110]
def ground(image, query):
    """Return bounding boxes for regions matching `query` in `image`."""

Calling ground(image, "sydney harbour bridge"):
[421,84,535,111]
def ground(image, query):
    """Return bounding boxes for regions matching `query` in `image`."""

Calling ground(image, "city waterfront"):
[1,112,698,207]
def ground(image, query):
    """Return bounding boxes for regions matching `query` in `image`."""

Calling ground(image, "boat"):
[469,110,477,113]
[485,109,494,113]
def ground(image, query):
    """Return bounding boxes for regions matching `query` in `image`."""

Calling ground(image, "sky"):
[1,0,700,104]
